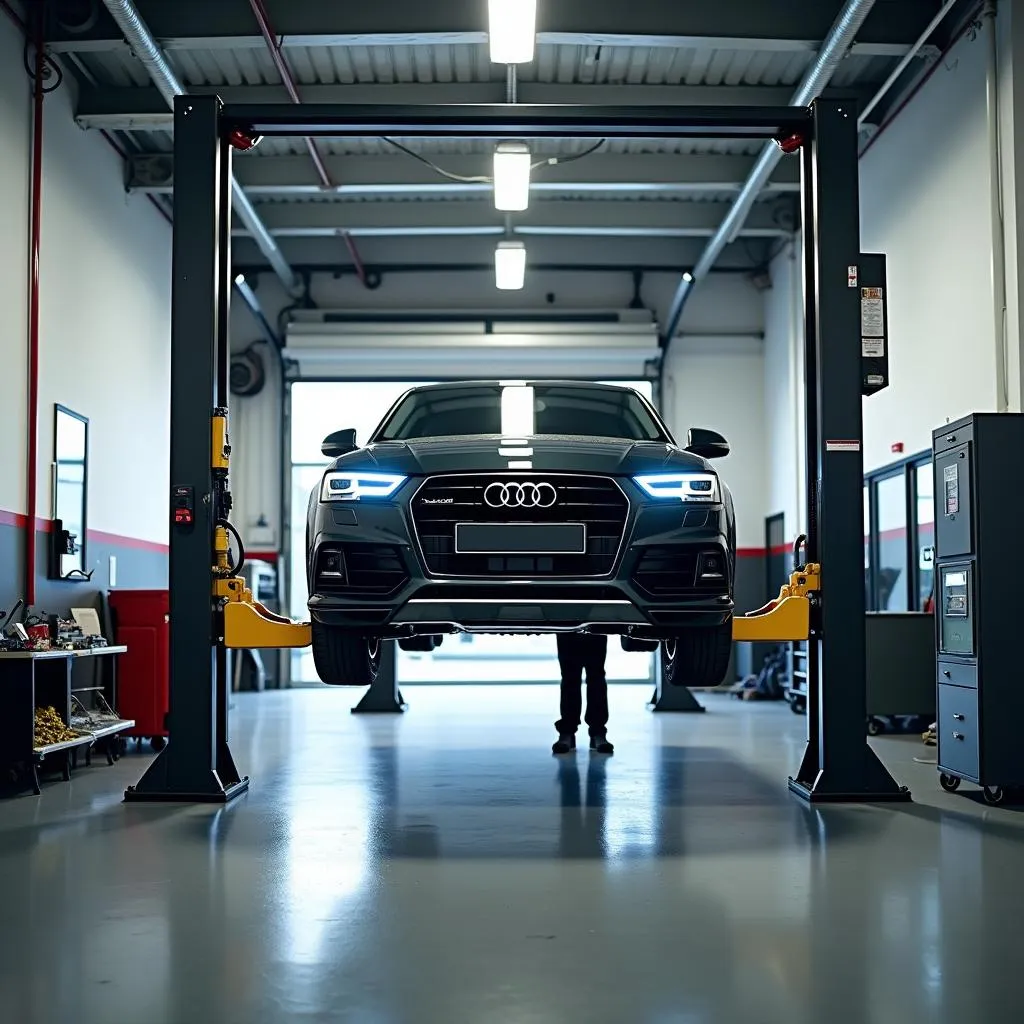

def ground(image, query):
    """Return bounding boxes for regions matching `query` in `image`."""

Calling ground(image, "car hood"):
[333,436,712,476]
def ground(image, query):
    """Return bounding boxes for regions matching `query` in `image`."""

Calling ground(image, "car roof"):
[403,380,641,393]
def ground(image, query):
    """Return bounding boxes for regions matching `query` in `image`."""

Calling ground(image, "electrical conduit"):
[662,0,879,346]
[98,0,303,297]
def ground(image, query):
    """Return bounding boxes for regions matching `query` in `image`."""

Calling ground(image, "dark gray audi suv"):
[305,381,736,688]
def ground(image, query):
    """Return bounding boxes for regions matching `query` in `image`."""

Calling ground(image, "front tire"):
[311,624,381,686]
[661,621,733,688]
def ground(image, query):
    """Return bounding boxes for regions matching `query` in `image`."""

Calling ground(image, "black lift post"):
[788,100,907,802]
[125,95,247,802]
[129,96,907,803]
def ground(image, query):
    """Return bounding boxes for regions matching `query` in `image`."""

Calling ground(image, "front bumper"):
[307,486,733,638]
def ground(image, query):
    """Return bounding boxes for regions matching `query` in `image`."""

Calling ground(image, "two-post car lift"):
[124,96,909,805]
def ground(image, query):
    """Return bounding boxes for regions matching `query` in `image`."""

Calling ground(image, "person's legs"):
[554,634,584,751]
[582,635,613,753]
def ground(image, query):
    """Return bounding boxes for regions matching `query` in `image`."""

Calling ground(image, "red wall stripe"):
[0,509,29,529]
[246,550,280,563]
[0,507,168,554]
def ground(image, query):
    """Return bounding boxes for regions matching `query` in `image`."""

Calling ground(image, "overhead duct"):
[661,0,878,347]
[283,313,661,380]
[99,0,302,297]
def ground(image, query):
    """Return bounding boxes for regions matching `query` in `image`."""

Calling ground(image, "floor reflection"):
[2,687,1024,1024]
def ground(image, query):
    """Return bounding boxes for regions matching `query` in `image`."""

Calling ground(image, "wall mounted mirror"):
[52,405,88,579]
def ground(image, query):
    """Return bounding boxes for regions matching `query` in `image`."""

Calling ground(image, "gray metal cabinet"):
[932,414,1024,805]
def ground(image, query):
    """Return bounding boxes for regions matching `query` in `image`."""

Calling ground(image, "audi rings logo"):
[484,481,558,509]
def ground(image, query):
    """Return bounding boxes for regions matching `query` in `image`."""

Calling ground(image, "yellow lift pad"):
[216,576,312,649]
[731,564,819,643]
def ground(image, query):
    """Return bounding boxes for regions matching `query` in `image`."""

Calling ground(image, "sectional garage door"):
[282,313,661,381]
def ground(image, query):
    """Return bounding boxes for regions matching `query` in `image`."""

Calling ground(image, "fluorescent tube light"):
[501,385,535,436]
[488,0,537,64]
[495,240,527,290]
[493,141,532,211]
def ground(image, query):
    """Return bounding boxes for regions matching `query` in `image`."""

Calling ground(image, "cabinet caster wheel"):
[866,716,884,736]
[983,786,1005,806]
[939,773,961,793]
[150,736,166,752]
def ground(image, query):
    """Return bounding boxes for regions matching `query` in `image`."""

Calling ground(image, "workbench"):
[0,646,134,794]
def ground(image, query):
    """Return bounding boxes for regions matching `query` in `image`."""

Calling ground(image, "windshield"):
[374,384,668,442]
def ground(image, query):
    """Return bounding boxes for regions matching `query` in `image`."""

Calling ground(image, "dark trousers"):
[555,633,609,737]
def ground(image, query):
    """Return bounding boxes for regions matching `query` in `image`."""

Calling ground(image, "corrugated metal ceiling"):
[75,38,891,92]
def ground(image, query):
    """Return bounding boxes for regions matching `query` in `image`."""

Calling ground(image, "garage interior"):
[3,0,1024,1021]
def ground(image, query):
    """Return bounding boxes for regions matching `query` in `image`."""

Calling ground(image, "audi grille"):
[411,474,629,578]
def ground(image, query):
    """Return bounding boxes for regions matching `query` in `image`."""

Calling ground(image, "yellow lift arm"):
[211,411,313,650]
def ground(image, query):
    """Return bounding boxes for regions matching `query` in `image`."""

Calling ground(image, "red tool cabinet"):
[107,589,169,751]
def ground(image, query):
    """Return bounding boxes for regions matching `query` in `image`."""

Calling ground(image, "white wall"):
[762,24,1005,538]
[0,14,171,544]
[763,239,805,540]
[0,14,30,517]
[664,336,767,550]
[858,23,1001,471]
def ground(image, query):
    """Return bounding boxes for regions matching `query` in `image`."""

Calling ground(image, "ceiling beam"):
[233,197,794,239]
[44,0,946,54]
[232,232,765,272]
[126,152,801,197]
[75,82,817,132]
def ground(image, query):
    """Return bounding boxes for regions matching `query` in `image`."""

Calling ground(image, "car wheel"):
[620,636,659,653]
[311,624,381,686]
[661,621,733,688]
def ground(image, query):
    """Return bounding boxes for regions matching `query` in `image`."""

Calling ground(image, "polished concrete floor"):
[2,685,1023,1024]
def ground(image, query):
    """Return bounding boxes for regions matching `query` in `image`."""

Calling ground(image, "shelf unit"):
[0,646,133,794]
[785,642,808,713]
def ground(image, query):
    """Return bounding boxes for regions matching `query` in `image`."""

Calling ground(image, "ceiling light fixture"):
[488,0,537,64]
[495,240,527,290]
[493,141,532,211]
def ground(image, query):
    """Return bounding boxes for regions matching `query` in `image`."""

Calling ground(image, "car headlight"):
[633,473,719,503]
[321,471,407,502]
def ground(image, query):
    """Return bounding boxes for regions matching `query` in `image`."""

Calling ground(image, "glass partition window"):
[864,483,872,609]
[915,462,935,608]
[875,474,908,611]
[54,406,88,577]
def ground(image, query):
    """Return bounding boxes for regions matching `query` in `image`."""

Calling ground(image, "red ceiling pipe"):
[246,0,369,286]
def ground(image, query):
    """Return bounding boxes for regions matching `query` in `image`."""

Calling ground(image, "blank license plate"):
[455,523,586,554]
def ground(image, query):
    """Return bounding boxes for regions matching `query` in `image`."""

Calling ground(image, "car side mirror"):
[686,427,730,459]
[322,428,358,458]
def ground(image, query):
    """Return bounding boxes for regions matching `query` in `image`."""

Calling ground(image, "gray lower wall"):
[0,522,167,626]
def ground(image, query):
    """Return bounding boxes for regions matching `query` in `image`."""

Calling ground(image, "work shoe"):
[552,733,576,754]
[590,733,614,754]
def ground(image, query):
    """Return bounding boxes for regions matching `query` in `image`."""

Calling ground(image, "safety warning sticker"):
[944,463,959,515]
[847,265,859,288]
[825,440,860,452]
[861,286,884,356]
